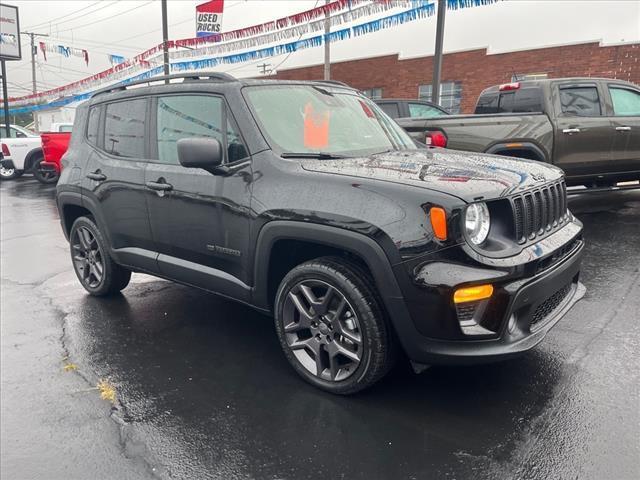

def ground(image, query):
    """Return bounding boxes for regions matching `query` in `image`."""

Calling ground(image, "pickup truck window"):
[474,88,542,114]
[408,103,446,118]
[245,85,416,156]
[609,87,640,116]
[559,86,601,116]
[105,99,147,158]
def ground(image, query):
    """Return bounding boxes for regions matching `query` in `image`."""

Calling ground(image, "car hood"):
[300,149,563,203]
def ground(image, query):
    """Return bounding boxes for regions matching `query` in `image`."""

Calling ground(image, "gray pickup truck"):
[396,78,640,187]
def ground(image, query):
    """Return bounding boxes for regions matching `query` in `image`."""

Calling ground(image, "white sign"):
[196,0,224,38]
[0,3,21,61]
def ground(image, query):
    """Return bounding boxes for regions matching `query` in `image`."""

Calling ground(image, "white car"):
[0,124,48,182]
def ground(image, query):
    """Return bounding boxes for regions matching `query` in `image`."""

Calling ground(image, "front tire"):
[69,216,131,296]
[274,256,395,394]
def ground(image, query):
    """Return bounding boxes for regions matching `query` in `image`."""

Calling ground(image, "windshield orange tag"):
[303,102,329,149]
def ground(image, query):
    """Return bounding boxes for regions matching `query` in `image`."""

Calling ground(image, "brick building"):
[272,42,640,114]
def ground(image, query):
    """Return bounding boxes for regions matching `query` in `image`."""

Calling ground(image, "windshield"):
[244,85,417,157]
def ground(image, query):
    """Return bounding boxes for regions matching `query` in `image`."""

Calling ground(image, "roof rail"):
[91,72,237,98]
[313,79,351,88]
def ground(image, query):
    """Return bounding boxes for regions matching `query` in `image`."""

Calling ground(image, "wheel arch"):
[253,221,405,310]
[24,147,44,171]
[485,141,548,162]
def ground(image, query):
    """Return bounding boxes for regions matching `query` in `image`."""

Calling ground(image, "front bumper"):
[389,222,585,365]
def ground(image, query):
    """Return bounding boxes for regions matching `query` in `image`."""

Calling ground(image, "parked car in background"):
[374,98,449,119]
[0,123,72,183]
[57,73,585,394]
[40,123,75,183]
[395,78,640,187]
[0,124,44,181]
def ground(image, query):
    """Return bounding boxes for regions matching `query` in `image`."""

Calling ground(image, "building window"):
[512,73,548,82]
[418,81,462,113]
[362,88,383,100]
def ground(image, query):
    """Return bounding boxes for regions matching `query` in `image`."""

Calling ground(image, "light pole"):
[161,0,170,81]
[431,0,446,106]
[323,0,330,80]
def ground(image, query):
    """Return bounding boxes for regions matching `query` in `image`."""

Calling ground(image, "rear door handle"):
[615,126,631,132]
[86,170,106,181]
[562,128,581,135]
[145,180,173,191]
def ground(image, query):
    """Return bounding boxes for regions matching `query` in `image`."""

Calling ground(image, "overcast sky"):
[2,0,639,98]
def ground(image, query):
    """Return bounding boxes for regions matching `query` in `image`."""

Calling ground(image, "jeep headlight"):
[465,202,490,245]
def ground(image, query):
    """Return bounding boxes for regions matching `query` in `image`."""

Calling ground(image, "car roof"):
[481,77,639,94]
[89,73,357,103]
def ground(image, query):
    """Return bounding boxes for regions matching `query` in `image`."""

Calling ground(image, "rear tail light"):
[425,131,447,148]
[499,82,520,91]
[1,143,10,156]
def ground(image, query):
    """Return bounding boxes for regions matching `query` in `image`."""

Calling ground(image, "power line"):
[56,1,155,34]
[22,1,112,30]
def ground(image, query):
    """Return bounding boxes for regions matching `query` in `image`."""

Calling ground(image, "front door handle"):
[562,128,581,135]
[615,126,631,132]
[86,170,106,181]
[145,180,173,191]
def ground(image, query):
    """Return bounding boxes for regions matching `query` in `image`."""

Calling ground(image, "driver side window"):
[155,95,247,165]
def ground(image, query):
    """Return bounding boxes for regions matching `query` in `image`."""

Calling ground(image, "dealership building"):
[268,1,640,113]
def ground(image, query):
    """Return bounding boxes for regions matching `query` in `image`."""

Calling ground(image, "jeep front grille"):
[512,180,568,244]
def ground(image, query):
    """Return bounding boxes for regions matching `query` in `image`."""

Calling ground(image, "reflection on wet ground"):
[1,177,639,479]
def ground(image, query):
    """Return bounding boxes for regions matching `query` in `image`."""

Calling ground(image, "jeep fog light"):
[465,202,490,245]
[453,284,493,304]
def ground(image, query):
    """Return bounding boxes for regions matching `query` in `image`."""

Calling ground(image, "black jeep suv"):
[56,73,586,394]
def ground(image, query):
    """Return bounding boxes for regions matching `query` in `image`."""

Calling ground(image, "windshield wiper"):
[281,152,348,160]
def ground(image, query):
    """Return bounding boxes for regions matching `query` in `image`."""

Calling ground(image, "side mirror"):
[177,137,223,172]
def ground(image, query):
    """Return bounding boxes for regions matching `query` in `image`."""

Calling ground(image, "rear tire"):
[33,156,59,184]
[69,216,131,296]
[274,256,396,394]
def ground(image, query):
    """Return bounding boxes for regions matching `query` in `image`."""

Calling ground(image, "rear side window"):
[408,103,446,118]
[377,102,400,118]
[559,86,601,116]
[86,107,100,146]
[609,87,640,116]
[156,95,247,165]
[104,99,147,158]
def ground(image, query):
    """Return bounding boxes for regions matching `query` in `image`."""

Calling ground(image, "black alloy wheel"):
[275,257,395,394]
[283,279,363,382]
[69,216,131,296]
[72,225,104,289]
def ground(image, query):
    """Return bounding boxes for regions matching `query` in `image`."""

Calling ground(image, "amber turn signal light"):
[430,207,447,241]
[453,284,494,304]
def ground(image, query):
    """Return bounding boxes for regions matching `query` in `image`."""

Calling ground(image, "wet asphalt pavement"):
[1,176,639,480]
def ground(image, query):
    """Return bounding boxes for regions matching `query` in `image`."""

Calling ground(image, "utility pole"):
[22,31,48,132]
[161,0,170,81]
[257,63,272,75]
[431,0,446,106]
[1,61,10,138]
[323,0,330,80]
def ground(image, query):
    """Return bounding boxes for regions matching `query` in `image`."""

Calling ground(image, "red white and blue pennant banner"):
[7,0,502,110]
[39,41,89,65]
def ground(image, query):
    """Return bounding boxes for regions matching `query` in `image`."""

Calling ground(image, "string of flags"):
[6,0,501,111]
[39,41,90,65]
